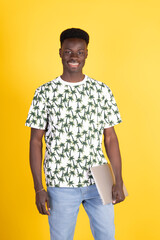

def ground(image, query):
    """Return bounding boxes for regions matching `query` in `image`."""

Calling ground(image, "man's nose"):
[70,52,78,58]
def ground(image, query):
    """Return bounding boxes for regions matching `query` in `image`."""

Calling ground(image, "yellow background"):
[1,0,160,239]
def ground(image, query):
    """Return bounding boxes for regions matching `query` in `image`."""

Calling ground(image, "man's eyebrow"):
[64,48,85,50]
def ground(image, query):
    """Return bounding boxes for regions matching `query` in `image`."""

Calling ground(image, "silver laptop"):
[90,163,128,205]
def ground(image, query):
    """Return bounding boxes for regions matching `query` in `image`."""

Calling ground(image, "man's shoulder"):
[34,76,60,92]
[87,75,110,91]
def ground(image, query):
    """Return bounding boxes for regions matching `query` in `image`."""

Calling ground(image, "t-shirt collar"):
[58,74,87,86]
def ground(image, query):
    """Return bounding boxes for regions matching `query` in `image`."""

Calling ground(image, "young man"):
[25,28,125,240]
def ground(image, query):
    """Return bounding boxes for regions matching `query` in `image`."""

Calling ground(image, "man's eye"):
[64,51,71,54]
[78,51,84,55]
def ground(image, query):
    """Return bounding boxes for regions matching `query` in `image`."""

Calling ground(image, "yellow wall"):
[1,0,160,239]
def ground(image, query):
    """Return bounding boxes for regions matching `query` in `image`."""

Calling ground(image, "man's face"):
[59,38,88,73]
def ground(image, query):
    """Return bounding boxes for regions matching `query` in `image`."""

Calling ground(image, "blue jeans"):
[47,184,115,240]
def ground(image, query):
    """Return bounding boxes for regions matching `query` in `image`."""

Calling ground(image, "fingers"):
[41,202,50,215]
[36,202,50,215]
[112,185,125,205]
[113,196,124,205]
[112,185,117,204]
[36,191,51,215]
[47,196,50,211]
[112,193,117,204]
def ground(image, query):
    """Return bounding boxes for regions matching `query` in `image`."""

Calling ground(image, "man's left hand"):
[112,182,125,205]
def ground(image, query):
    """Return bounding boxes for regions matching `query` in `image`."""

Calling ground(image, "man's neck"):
[60,72,85,83]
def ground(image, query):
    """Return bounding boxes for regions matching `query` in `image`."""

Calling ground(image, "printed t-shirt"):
[25,75,122,187]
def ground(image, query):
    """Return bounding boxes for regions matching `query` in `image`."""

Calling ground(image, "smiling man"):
[25,28,125,240]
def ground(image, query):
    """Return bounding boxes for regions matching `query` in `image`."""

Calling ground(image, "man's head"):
[59,28,89,74]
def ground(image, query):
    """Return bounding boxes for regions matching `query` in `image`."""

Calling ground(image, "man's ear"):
[85,49,88,58]
[59,48,62,58]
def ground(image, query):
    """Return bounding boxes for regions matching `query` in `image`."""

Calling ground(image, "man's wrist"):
[35,187,45,194]
[115,177,123,185]
[34,184,44,192]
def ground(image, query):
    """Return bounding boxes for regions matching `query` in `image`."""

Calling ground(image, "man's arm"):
[29,128,50,215]
[103,126,125,204]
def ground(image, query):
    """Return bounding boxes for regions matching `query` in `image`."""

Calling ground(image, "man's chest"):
[45,86,106,132]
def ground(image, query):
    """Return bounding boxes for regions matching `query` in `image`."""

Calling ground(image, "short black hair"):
[60,28,89,46]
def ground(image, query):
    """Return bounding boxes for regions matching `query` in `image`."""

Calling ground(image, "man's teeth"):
[68,63,79,65]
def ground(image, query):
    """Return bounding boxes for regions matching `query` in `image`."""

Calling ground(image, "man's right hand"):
[35,190,50,215]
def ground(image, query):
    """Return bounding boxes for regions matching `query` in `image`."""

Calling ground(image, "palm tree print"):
[25,75,122,187]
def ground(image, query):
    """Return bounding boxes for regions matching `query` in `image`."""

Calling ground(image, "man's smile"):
[68,62,80,68]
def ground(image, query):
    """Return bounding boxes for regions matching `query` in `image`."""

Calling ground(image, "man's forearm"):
[104,133,123,183]
[30,139,43,192]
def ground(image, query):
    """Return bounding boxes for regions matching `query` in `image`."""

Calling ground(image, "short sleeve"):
[25,87,48,130]
[103,86,122,128]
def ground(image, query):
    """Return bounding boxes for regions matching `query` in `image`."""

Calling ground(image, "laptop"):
[90,163,128,205]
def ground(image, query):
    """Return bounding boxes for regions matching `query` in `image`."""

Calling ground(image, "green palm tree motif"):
[66,138,72,148]
[55,184,60,187]
[59,142,65,148]
[93,159,97,164]
[77,147,84,158]
[77,158,83,168]
[41,107,46,116]
[44,87,50,98]
[73,164,78,170]
[54,136,60,146]
[64,171,69,182]
[77,183,83,187]
[68,181,74,186]
[59,166,65,175]
[83,180,89,184]
[69,121,75,130]
[58,103,64,114]
[64,146,70,158]
[52,87,57,97]
[50,175,55,180]
[65,114,71,123]
[97,88,103,98]
[67,105,73,113]
[53,169,59,175]
[81,104,87,111]
[63,122,69,132]
[89,94,94,101]
[52,97,58,107]
[72,114,78,122]
[39,89,44,95]
[91,108,96,116]
[82,130,87,139]
[59,152,65,159]
[64,89,70,98]
[84,85,90,95]
[67,155,74,164]
[70,89,76,95]
[70,138,77,145]
[36,114,41,121]
[68,96,74,103]
[81,115,87,122]
[50,152,56,158]
[81,141,87,150]
[109,120,114,126]
[89,119,96,129]
[87,101,93,111]
[33,105,39,115]
[77,172,83,183]
[82,166,88,171]
[30,111,36,119]
[77,123,83,133]
[76,98,82,108]
[31,119,37,125]
[58,128,64,137]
